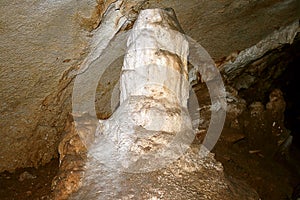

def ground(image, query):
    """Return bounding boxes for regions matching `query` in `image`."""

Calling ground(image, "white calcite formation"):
[89,8,194,172]
[119,8,190,132]
[68,8,259,200]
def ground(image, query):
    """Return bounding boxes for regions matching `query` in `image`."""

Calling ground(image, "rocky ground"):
[0,159,58,200]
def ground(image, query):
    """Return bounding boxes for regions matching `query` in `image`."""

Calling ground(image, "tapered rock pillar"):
[120,9,189,107]
[119,8,190,133]
[89,8,193,172]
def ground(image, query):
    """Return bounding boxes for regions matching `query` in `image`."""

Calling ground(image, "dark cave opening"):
[279,54,300,149]
[214,34,300,199]
[271,33,300,150]
[239,33,300,149]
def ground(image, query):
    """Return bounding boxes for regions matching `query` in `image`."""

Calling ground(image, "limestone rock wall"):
[0,0,97,172]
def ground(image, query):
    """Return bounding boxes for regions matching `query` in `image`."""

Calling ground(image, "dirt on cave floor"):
[1,87,300,200]
[213,129,300,200]
[213,125,300,200]
[0,158,59,200]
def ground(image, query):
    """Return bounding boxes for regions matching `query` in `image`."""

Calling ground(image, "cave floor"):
[213,128,300,200]
[1,90,300,200]
[1,131,299,200]
[0,158,58,200]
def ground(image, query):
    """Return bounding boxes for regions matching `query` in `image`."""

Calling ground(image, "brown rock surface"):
[0,0,96,172]
[51,117,87,200]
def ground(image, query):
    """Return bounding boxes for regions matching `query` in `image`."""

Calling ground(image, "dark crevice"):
[238,33,300,149]
[279,55,300,149]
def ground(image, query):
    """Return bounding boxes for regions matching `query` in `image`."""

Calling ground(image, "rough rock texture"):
[224,31,300,107]
[51,116,87,200]
[54,124,260,200]
[0,0,299,174]
[149,0,300,60]
[238,88,291,158]
[0,0,143,172]
[220,20,299,85]
[70,149,259,200]
[0,0,96,172]
[54,119,260,200]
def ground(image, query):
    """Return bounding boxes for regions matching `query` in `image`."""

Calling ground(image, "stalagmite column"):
[90,8,193,172]
[68,8,260,200]
[120,9,189,107]
[119,8,190,132]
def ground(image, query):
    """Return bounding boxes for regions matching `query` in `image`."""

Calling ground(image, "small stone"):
[230,119,240,129]
[18,171,36,182]
[249,101,264,117]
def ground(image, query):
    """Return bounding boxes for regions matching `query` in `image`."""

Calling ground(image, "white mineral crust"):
[91,9,193,171]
